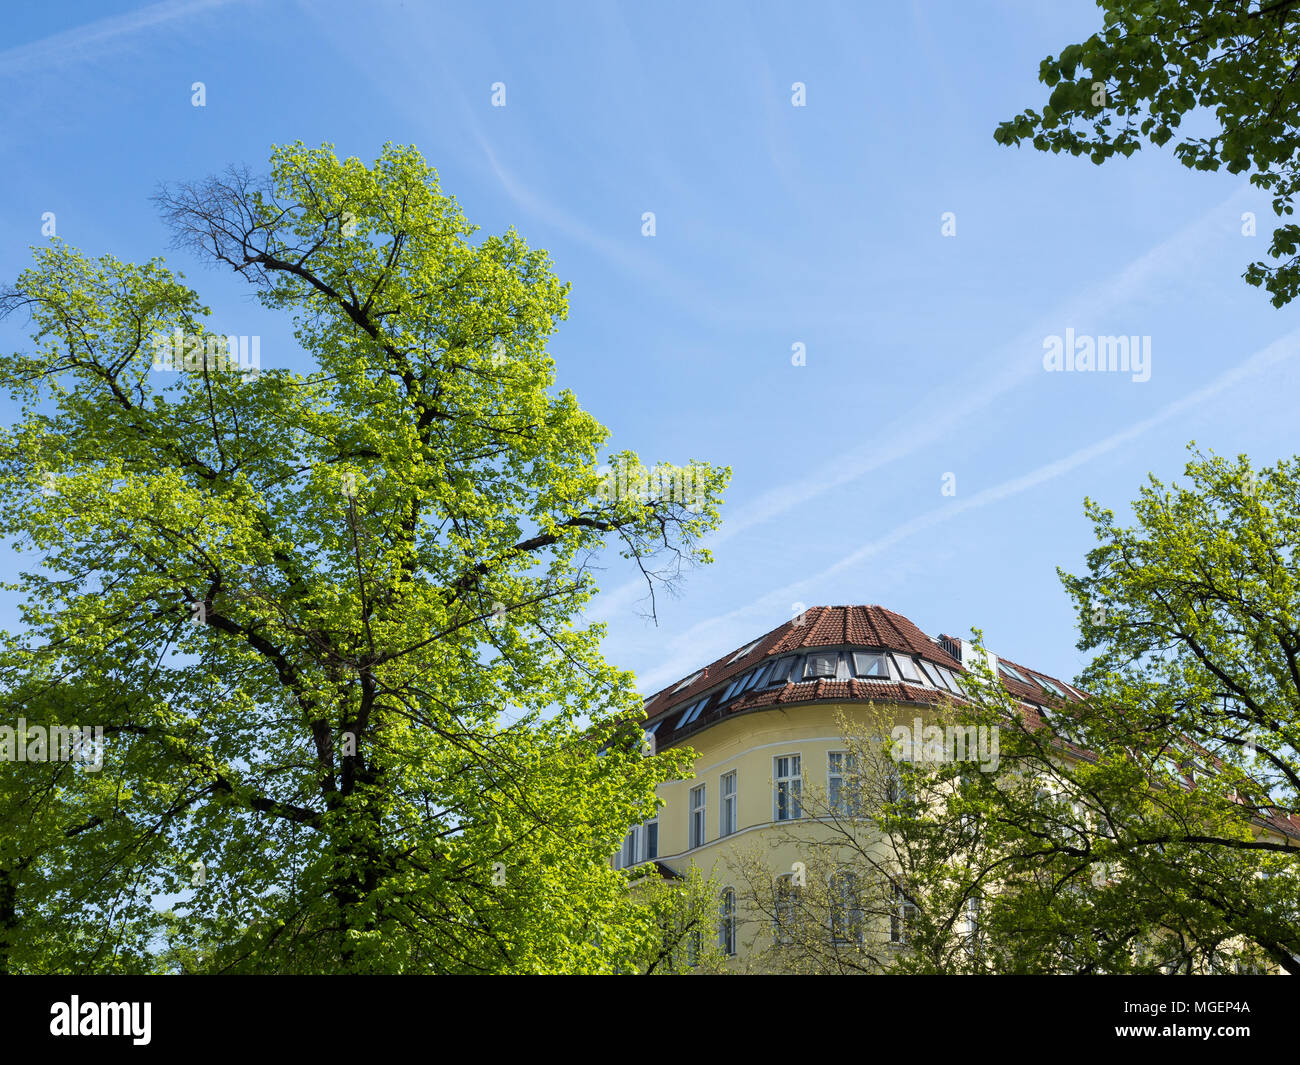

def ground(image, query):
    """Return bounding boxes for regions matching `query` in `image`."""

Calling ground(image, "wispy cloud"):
[0,0,237,78]
[629,323,1300,693]
[587,181,1255,625]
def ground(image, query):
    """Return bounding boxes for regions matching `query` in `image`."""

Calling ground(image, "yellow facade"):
[634,697,1291,974]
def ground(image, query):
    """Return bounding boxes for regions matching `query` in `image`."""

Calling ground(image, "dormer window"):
[803,652,838,680]
[892,654,922,683]
[765,658,794,686]
[851,651,889,679]
[677,697,709,728]
[918,659,947,688]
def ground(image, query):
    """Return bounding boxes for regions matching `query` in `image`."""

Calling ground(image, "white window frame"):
[851,651,890,679]
[773,754,802,821]
[720,770,738,837]
[964,894,981,949]
[689,783,707,849]
[891,884,917,945]
[830,870,863,946]
[773,873,799,944]
[828,750,859,817]
[719,888,737,956]
[892,653,922,683]
[803,652,838,680]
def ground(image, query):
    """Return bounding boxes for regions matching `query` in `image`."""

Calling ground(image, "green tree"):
[0,142,729,973]
[907,450,1299,974]
[729,450,1299,975]
[995,0,1300,305]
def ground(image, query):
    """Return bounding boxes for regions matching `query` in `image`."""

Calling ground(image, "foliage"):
[995,0,1300,305]
[0,142,729,973]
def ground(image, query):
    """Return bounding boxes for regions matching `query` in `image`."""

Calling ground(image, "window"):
[774,873,800,944]
[892,654,922,683]
[727,639,763,663]
[678,696,709,728]
[935,666,965,694]
[720,771,738,837]
[885,759,911,806]
[721,672,751,702]
[1033,675,1066,698]
[618,828,638,869]
[830,871,863,946]
[644,719,664,737]
[765,658,794,686]
[852,651,889,678]
[891,884,917,945]
[774,755,802,821]
[943,668,971,696]
[828,751,858,816]
[803,652,839,680]
[684,928,702,968]
[689,784,707,849]
[918,658,949,689]
[673,670,703,692]
[999,662,1028,684]
[614,819,656,869]
[719,888,737,956]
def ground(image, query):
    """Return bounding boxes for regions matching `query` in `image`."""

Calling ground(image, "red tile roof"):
[636,604,1298,843]
[641,605,966,721]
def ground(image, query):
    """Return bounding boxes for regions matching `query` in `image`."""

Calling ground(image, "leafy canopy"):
[0,142,729,973]
[995,0,1300,305]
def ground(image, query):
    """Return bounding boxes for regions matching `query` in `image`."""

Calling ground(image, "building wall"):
[635,698,1291,974]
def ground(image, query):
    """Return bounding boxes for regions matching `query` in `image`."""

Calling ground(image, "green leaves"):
[996,0,1300,305]
[0,142,729,973]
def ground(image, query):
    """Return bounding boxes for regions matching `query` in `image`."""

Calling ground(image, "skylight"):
[999,663,1028,684]
[722,671,752,702]
[1034,676,1066,698]
[727,639,763,664]
[673,670,704,693]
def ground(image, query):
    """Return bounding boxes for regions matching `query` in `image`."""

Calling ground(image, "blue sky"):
[2,0,1298,698]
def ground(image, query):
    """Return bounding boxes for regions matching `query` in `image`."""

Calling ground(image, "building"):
[620,604,1298,973]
